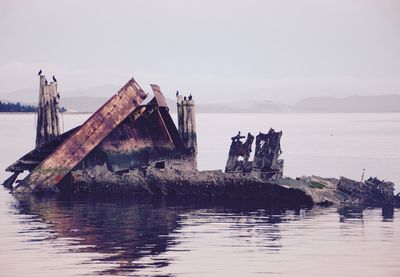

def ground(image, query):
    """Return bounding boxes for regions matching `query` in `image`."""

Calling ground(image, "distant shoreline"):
[0,112,93,115]
[1,111,400,114]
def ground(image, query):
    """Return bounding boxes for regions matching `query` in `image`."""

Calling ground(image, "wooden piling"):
[35,76,60,147]
[176,95,197,153]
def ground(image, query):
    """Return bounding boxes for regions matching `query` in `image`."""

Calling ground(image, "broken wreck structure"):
[4,76,197,192]
[3,74,399,210]
[225,129,284,180]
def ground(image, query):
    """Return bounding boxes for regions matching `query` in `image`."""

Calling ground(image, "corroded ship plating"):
[4,77,197,192]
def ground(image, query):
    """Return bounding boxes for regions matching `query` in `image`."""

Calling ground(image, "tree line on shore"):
[0,101,37,112]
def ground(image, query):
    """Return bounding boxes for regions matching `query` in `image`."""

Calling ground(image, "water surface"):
[0,113,399,276]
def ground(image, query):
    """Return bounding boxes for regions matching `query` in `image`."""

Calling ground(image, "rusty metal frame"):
[23,78,147,191]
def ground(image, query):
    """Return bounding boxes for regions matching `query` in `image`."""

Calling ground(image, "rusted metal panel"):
[86,103,182,172]
[90,100,186,172]
[144,107,175,150]
[98,107,156,171]
[158,108,185,151]
[23,78,147,191]
[149,84,185,150]
[150,84,169,108]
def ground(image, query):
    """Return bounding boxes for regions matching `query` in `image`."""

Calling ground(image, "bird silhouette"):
[38,69,42,76]
[188,94,192,100]
[176,90,179,96]
[52,75,57,82]
[45,79,48,86]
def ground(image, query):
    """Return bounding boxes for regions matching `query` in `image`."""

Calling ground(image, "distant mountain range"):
[293,95,400,113]
[195,95,400,113]
[1,86,400,113]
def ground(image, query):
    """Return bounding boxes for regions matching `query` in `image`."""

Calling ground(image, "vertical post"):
[49,82,60,136]
[184,97,197,152]
[177,94,184,137]
[35,75,61,148]
[176,95,197,154]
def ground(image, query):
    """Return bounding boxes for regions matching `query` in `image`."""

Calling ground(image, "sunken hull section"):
[6,78,197,194]
[79,101,195,174]
[18,78,148,192]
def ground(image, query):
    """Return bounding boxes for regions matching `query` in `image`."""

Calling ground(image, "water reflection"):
[12,195,185,275]
[382,206,395,221]
[9,194,399,276]
[11,195,307,275]
[338,204,395,223]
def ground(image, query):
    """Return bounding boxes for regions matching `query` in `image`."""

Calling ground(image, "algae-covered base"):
[70,167,400,208]
[15,165,399,209]
[66,166,314,208]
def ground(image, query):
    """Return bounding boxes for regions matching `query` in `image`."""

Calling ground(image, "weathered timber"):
[176,94,197,154]
[253,129,284,179]
[225,132,254,173]
[225,129,283,179]
[36,75,60,147]
[1,172,21,189]
[19,78,147,192]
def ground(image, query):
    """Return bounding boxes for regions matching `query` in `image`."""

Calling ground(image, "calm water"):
[0,113,400,276]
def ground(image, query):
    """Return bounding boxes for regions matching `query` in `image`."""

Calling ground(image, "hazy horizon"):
[1,0,400,104]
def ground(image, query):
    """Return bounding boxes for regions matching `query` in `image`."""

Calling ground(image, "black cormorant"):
[38,69,42,76]
[52,75,57,82]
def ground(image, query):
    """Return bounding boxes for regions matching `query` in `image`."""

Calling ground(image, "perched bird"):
[38,69,42,76]
[184,96,187,101]
[176,90,179,96]
[45,79,48,86]
[52,75,57,82]
[188,94,192,100]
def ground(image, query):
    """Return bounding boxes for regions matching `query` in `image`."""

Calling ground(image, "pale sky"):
[0,0,399,104]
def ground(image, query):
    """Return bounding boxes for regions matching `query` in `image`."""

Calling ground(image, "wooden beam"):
[1,172,20,189]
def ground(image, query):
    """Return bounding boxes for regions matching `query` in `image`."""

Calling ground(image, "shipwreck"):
[4,76,198,191]
[2,75,399,209]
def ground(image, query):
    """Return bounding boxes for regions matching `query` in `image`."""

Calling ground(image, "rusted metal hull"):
[95,106,181,172]
[5,77,198,192]
[22,78,147,191]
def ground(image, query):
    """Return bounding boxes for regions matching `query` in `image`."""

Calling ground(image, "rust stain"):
[24,78,147,191]
[150,84,169,108]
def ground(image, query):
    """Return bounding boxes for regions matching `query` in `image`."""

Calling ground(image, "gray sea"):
[0,113,399,277]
